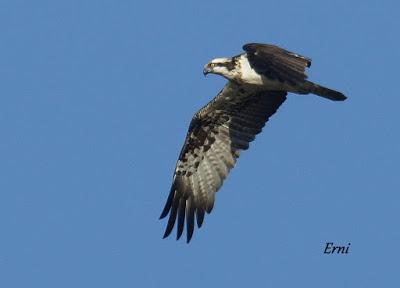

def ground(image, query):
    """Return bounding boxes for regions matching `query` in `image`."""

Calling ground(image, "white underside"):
[238,54,295,91]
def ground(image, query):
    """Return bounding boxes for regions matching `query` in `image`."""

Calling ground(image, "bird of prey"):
[160,43,346,243]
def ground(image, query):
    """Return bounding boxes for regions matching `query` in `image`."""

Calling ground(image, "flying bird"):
[160,43,346,243]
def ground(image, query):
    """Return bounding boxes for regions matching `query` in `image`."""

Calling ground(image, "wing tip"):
[159,211,168,220]
[162,227,173,239]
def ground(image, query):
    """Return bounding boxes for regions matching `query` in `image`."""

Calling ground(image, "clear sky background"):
[1,0,399,287]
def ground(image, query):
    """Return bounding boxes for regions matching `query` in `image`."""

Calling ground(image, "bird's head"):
[203,57,237,80]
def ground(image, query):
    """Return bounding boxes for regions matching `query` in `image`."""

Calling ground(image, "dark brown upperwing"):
[243,43,311,86]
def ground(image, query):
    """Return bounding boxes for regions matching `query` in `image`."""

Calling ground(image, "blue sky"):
[1,0,399,287]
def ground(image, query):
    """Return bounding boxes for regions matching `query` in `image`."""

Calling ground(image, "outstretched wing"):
[160,82,287,242]
[243,43,311,86]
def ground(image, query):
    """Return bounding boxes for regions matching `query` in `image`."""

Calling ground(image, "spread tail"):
[304,81,347,101]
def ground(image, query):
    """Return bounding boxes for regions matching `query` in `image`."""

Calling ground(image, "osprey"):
[160,43,346,243]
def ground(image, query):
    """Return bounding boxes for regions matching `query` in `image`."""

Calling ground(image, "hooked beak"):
[203,65,211,76]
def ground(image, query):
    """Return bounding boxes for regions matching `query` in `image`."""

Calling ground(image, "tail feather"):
[305,81,347,101]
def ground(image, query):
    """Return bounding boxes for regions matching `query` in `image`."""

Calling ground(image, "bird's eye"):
[210,63,216,68]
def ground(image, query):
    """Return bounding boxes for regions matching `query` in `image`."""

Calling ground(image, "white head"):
[203,57,238,80]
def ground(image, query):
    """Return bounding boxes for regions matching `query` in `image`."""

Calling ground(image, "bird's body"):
[230,54,289,88]
[160,43,346,242]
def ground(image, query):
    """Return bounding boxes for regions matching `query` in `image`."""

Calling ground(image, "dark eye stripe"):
[218,61,235,71]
